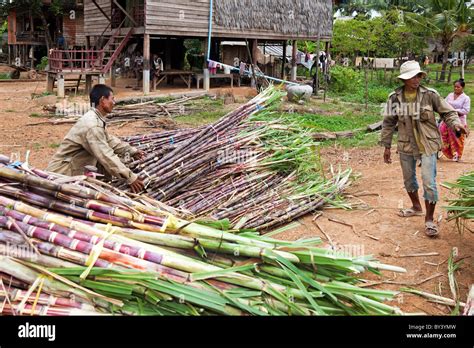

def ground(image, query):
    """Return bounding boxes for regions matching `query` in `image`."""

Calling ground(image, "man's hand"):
[455,124,469,137]
[133,150,145,161]
[384,147,392,164]
[130,178,144,193]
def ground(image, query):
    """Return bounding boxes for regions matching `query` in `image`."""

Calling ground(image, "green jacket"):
[380,85,461,156]
[47,109,138,183]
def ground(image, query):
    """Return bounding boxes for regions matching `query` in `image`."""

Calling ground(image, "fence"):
[48,49,105,73]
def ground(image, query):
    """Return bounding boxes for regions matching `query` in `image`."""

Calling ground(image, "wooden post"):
[85,36,91,69]
[203,37,210,91]
[165,38,172,70]
[314,32,321,96]
[57,74,65,98]
[281,41,287,80]
[323,41,330,102]
[111,63,116,87]
[249,39,258,88]
[447,64,453,84]
[143,33,150,95]
[47,73,55,93]
[291,40,297,81]
[85,75,92,94]
[364,66,368,111]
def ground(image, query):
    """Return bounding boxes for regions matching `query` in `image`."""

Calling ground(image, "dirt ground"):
[0,79,472,315]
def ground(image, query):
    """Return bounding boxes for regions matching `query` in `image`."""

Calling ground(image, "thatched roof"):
[214,0,333,39]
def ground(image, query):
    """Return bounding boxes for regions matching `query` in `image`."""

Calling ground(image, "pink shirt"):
[445,92,470,126]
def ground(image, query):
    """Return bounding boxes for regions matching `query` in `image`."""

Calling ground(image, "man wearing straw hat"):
[380,61,468,237]
[47,84,145,193]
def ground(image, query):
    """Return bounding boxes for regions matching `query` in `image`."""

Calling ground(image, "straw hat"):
[397,60,427,80]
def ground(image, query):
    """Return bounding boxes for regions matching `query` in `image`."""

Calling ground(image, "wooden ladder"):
[100,26,135,74]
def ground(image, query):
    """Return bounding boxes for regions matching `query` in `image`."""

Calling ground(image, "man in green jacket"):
[380,61,468,237]
[47,84,145,193]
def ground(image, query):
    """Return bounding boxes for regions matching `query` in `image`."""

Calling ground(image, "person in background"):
[380,61,467,237]
[423,55,430,67]
[47,84,145,193]
[439,79,470,161]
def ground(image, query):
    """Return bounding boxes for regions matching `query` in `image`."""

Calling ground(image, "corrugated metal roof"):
[258,45,293,60]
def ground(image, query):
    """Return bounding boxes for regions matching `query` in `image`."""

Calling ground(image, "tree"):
[452,34,474,65]
[332,11,427,61]
[332,18,374,59]
[337,0,429,16]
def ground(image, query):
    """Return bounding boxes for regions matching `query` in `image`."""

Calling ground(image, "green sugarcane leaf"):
[193,243,207,259]
[195,218,232,231]
[190,263,257,281]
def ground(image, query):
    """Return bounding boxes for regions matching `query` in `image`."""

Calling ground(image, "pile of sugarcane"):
[444,171,474,233]
[108,95,203,122]
[42,95,203,125]
[0,157,407,315]
[121,86,350,231]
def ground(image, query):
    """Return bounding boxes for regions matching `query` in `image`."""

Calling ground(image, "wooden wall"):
[83,0,331,40]
[84,0,112,36]
[63,10,86,47]
[7,10,17,45]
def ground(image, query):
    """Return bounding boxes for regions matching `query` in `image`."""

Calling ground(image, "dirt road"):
[279,139,474,314]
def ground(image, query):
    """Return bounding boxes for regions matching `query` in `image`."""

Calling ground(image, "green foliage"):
[279,111,381,133]
[452,35,474,59]
[332,19,372,58]
[36,56,48,71]
[50,0,64,16]
[333,10,428,60]
[0,21,6,35]
[296,41,323,54]
[329,66,362,93]
[184,39,204,70]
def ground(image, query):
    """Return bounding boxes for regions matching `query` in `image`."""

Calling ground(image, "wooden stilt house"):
[48,0,333,95]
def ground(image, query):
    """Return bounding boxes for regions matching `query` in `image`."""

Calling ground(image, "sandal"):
[398,208,424,217]
[425,221,439,237]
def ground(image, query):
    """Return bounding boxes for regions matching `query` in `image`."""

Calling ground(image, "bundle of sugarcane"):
[107,95,206,121]
[0,158,407,315]
[444,171,474,233]
[119,86,350,231]
[42,95,202,125]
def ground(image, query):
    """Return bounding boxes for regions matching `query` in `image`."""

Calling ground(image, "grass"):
[275,99,383,148]
[31,91,53,99]
[48,143,61,149]
[324,65,474,146]
[175,96,227,126]
[280,110,381,133]
[5,109,16,113]
[0,73,11,80]
[176,110,227,126]
[30,113,42,118]
[153,96,176,103]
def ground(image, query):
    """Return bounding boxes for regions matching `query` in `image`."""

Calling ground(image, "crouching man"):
[47,84,145,193]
